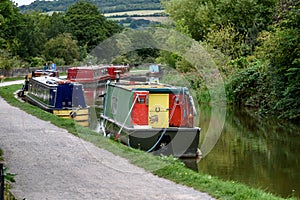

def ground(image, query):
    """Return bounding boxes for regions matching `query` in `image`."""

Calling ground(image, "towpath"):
[0,82,215,200]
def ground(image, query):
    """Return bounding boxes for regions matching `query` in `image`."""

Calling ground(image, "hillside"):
[18,0,162,13]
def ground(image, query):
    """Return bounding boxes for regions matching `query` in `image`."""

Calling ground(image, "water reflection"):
[198,105,300,198]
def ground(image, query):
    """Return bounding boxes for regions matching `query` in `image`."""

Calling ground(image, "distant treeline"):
[106,12,165,18]
[18,0,162,13]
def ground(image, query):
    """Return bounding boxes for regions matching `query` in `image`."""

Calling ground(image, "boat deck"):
[114,80,183,91]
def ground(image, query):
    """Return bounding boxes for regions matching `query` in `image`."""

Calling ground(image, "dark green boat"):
[100,80,200,157]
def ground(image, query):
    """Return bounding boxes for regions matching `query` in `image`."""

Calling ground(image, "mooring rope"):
[115,94,139,140]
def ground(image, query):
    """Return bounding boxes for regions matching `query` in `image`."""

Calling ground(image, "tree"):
[162,0,277,55]
[0,0,23,54]
[43,33,80,65]
[16,12,48,59]
[64,1,122,52]
[41,12,66,40]
[255,0,300,119]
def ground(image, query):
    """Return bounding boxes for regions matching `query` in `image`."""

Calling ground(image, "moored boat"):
[18,74,89,127]
[100,80,200,157]
[67,64,130,85]
[67,65,130,105]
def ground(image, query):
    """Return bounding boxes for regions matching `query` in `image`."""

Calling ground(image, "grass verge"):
[0,149,16,200]
[0,84,295,200]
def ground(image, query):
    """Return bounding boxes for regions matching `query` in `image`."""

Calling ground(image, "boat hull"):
[25,93,90,127]
[101,115,200,158]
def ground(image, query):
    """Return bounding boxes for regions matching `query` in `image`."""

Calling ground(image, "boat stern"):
[53,108,90,127]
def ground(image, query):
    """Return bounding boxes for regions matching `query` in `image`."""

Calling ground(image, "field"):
[104,9,170,23]
[104,10,165,17]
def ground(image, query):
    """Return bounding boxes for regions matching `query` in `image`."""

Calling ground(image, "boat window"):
[137,97,145,104]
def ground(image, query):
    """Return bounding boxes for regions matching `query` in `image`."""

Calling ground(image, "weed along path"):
[0,97,214,200]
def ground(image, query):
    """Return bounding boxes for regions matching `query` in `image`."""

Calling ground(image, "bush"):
[30,57,45,68]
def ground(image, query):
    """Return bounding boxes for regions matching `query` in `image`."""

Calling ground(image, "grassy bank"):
[0,149,16,200]
[0,84,295,200]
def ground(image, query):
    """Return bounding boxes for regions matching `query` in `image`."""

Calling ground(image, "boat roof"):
[111,80,189,93]
[31,76,78,87]
[68,65,129,70]
[68,65,110,70]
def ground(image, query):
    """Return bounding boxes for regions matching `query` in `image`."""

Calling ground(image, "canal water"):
[197,105,300,198]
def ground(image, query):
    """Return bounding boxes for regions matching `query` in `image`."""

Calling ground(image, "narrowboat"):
[100,80,200,158]
[19,75,89,127]
[147,64,163,83]
[67,65,130,85]
[67,65,130,106]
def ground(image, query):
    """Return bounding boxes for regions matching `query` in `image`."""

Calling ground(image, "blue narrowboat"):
[21,75,89,127]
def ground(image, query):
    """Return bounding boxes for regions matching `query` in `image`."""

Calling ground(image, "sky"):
[12,0,36,6]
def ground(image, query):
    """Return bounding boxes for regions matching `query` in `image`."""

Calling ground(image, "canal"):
[197,105,300,198]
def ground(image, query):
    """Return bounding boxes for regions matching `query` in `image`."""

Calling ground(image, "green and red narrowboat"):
[100,80,200,158]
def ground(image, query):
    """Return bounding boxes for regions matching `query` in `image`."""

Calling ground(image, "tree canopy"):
[0,0,122,68]
[163,0,277,56]
[162,0,300,120]
[65,1,122,52]
[18,0,162,13]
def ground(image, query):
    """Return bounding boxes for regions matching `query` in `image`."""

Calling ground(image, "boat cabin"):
[104,81,197,129]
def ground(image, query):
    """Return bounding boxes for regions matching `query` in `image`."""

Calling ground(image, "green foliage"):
[0,50,23,72]
[53,58,65,66]
[121,18,160,29]
[162,0,300,120]
[43,12,66,40]
[163,0,277,55]
[30,56,45,67]
[156,50,178,69]
[64,1,122,52]
[16,12,48,59]
[19,0,162,13]
[0,0,23,56]
[43,33,79,65]
[253,1,300,120]
[0,0,22,46]
[3,167,15,183]
[1,148,16,199]
[220,56,251,79]
[205,24,246,59]
[1,1,122,66]
[228,59,272,108]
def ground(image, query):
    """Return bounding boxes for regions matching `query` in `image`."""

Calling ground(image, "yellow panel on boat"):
[53,109,89,127]
[74,115,89,121]
[75,109,89,115]
[148,94,169,128]
[53,109,89,117]
[53,110,71,117]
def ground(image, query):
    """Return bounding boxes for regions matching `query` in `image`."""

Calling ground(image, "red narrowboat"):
[67,65,130,105]
[67,65,130,85]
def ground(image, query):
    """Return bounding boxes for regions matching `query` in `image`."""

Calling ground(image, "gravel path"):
[0,96,215,200]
